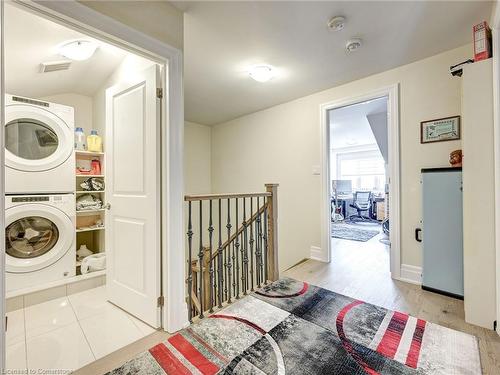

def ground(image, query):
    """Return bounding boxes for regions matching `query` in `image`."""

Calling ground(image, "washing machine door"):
[5,104,73,172]
[5,204,74,273]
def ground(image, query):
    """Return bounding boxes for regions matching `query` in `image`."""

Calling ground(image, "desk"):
[331,194,385,221]
[371,197,385,220]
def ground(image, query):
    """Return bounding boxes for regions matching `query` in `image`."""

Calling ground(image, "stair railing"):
[184,184,279,322]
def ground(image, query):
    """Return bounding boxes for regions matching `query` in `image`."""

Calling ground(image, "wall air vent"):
[39,60,71,73]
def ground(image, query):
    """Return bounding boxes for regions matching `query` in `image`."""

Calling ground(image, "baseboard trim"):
[399,264,422,285]
[310,246,328,262]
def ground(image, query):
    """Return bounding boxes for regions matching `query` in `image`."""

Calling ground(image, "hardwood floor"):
[284,226,500,375]
[76,225,500,374]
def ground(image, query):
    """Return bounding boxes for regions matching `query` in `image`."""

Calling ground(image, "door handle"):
[104,203,111,210]
[415,228,422,242]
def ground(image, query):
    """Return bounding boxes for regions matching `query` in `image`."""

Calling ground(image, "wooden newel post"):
[265,183,279,281]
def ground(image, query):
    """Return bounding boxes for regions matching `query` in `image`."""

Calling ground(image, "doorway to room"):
[328,96,390,277]
[320,85,400,280]
[2,2,173,372]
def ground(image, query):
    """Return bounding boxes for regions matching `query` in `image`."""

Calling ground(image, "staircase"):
[184,184,279,321]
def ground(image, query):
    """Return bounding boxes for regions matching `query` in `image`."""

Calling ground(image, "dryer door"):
[5,204,74,273]
[5,104,73,172]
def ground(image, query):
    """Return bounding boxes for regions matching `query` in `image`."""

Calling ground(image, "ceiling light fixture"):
[248,65,276,82]
[58,40,98,61]
[345,38,363,53]
[328,16,346,31]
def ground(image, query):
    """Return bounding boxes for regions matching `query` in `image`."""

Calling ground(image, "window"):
[337,150,386,194]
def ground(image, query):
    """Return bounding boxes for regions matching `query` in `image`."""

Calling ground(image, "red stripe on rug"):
[405,319,426,368]
[149,343,191,375]
[376,311,409,359]
[186,328,229,364]
[209,314,267,335]
[168,334,219,375]
[336,300,380,375]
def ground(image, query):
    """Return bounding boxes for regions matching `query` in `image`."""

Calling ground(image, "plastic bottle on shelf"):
[74,127,86,151]
[87,130,103,152]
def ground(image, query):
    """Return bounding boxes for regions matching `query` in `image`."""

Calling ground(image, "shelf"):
[76,174,104,178]
[76,190,105,194]
[75,150,104,156]
[76,226,105,233]
[76,209,105,215]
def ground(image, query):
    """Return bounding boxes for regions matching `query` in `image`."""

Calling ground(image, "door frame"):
[0,1,187,368]
[319,84,402,279]
[491,3,500,336]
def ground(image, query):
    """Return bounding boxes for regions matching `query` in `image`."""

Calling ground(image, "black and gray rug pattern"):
[106,278,482,375]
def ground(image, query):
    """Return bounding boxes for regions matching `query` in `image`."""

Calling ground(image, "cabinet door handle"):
[415,228,422,242]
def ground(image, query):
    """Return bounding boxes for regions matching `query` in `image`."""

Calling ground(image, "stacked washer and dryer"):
[5,94,76,292]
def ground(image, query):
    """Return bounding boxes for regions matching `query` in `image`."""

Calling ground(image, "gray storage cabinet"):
[421,167,463,298]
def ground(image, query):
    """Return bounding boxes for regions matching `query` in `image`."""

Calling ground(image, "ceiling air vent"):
[39,61,71,73]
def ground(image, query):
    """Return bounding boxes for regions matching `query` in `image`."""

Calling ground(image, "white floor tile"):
[79,304,143,359]
[6,309,25,346]
[26,322,95,372]
[6,341,27,371]
[68,286,108,320]
[25,297,77,338]
[128,315,157,336]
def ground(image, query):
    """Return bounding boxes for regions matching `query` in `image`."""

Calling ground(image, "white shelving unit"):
[75,149,106,276]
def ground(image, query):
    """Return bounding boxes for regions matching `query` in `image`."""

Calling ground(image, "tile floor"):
[5,286,156,373]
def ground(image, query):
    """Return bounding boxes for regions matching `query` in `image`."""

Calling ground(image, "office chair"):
[349,191,373,222]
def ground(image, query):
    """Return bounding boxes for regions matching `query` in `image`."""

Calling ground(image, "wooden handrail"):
[185,192,271,201]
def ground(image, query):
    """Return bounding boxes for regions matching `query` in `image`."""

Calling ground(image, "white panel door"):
[105,65,161,327]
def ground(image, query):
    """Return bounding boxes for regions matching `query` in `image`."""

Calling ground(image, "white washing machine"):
[5,194,76,292]
[5,94,75,194]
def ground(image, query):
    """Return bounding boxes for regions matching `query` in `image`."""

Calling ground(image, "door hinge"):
[156,88,163,99]
[157,296,165,307]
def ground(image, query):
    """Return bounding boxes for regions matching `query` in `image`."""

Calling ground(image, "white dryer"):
[5,194,76,292]
[5,95,75,194]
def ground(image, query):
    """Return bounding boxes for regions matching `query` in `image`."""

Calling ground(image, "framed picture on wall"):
[420,116,461,144]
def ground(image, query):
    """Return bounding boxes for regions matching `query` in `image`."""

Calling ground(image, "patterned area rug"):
[107,278,481,374]
[332,223,379,242]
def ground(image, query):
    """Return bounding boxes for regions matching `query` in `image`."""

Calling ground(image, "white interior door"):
[105,65,161,328]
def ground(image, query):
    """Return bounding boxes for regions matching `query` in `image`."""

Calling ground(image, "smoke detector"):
[345,38,363,53]
[328,16,346,31]
[39,61,72,73]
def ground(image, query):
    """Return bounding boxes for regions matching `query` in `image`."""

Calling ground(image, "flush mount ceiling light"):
[58,40,98,61]
[248,65,276,82]
[328,16,346,31]
[345,38,363,53]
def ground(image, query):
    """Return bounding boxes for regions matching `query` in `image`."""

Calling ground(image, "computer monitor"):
[332,180,352,195]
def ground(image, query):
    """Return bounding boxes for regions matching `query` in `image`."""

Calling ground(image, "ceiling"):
[5,4,128,98]
[329,97,387,149]
[177,1,493,126]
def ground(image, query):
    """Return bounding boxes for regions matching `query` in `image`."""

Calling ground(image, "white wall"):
[366,112,389,164]
[184,121,212,194]
[79,0,183,51]
[462,59,496,329]
[211,45,468,272]
[39,93,93,135]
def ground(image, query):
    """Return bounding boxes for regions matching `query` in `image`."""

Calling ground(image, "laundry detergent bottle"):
[87,130,103,152]
[75,127,86,151]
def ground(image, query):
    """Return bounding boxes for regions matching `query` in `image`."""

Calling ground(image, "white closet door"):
[105,65,161,328]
